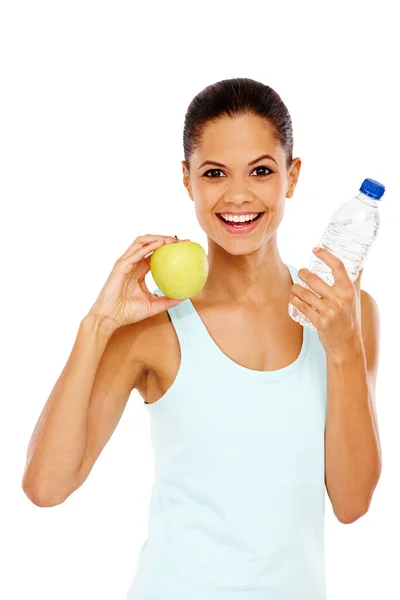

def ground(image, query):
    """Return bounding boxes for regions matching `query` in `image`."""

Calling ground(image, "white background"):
[1,1,398,598]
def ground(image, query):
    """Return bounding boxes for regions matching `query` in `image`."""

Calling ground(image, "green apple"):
[150,239,209,299]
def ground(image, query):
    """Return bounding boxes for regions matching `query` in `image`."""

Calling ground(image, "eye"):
[252,166,273,177]
[202,168,225,179]
[202,166,273,179]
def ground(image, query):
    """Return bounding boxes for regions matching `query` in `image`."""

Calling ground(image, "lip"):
[216,212,265,234]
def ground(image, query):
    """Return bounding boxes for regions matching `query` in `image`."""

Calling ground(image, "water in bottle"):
[289,178,385,330]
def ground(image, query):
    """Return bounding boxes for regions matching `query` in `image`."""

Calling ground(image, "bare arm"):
[22,314,145,507]
[22,233,184,507]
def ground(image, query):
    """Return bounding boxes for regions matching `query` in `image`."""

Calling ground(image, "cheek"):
[191,188,216,217]
[274,199,286,218]
[270,203,286,227]
[192,201,213,231]
[261,200,286,232]
[191,179,216,206]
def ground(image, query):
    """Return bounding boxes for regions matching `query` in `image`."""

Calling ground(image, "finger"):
[291,284,325,313]
[135,254,153,280]
[297,269,334,300]
[290,294,318,324]
[149,295,184,317]
[143,254,153,267]
[117,239,166,275]
[119,235,177,262]
[312,247,350,287]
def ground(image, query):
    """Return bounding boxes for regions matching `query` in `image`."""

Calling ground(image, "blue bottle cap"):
[360,178,385,200]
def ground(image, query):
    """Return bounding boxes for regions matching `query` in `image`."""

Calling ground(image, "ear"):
[182,161,194,201]
[286,157,302,198]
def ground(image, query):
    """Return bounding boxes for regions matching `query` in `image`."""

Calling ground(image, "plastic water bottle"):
[289,178,385,330]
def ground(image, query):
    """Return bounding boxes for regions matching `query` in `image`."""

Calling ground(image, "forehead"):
[194,114,283,164]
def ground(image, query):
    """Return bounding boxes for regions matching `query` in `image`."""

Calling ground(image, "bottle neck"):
[357,191,380,206]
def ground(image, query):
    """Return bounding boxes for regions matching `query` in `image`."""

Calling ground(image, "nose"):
[225,193,254,209]
[224,177,254,204]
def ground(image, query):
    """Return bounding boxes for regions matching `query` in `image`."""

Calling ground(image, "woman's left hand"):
[290,246,363,356]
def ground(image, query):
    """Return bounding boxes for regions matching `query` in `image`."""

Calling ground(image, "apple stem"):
[174,235,178,241]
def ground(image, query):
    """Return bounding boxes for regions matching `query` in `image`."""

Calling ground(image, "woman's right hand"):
[87,234,190,329]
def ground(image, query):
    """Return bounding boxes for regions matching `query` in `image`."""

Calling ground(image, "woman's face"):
[182,113,301,254]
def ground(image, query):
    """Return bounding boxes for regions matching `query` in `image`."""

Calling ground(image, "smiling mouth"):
[215,211,266,232]
[216,212,264,220]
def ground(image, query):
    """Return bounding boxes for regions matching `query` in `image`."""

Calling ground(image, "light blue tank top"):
[127,263,328,600]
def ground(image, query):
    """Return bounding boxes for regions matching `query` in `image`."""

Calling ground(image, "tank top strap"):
[286,262,300,285]
[151,286,209,357]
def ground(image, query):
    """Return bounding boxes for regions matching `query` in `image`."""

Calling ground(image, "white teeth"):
[220,213,260,223]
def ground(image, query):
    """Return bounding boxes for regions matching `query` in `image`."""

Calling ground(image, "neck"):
[199,234,292,306]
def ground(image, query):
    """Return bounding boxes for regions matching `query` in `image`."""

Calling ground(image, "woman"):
[23,78,381,599]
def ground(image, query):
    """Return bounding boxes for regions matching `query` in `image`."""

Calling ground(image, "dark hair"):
[183,77,293,172]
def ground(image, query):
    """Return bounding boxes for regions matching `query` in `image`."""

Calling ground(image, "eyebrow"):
[198,153,278,170]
